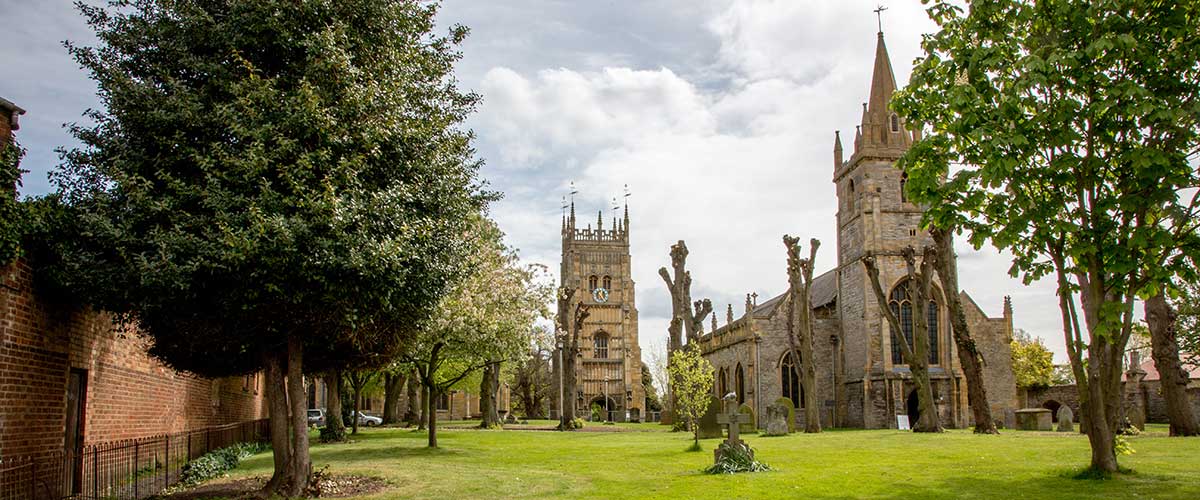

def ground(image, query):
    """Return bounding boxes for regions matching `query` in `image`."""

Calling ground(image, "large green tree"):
[1011,329,1055,391]
[894,0,1200,472]
[51,0,486,494]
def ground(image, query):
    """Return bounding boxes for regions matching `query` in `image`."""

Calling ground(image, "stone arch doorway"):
[906,390,921,425]
[1042,400,1062,422]
[589,396,618,421]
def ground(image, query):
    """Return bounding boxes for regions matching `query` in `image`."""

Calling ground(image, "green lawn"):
[221,424,1200,499]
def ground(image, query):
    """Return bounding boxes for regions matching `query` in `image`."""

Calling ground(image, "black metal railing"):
[0,418,269,500]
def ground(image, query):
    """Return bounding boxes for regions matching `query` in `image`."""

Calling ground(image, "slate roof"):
[749,268,838,319]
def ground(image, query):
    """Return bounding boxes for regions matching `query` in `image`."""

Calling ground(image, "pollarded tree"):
[668,344,715,449]
[783,235,821,433]
[864,247,943,433]
[658,240,712,425]
[52,0,487,494]
[894,0,1200,469]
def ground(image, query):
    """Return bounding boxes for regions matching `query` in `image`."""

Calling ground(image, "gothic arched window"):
[593,331,609,358]
[900,171,909,203]
[735,363,746,405]
[588,275,598,291]
[781,352,804,408]
[603,275,612,290]
[717,367,728,397]
[889,280,940,365]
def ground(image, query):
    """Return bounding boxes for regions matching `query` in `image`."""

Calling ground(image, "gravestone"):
[774,397,797,433]
[504,413,518,424]
[1015,408,1053,431]
[1003,408,1017,430]
[763,402,789,436]
[716,394,754,463]
[737,404,756,434]
[1056,406,1074,432]
[698,396,723,439]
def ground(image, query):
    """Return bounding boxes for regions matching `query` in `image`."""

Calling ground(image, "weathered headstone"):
[737,404,756,434]
[698,395,723,439]
[763,402,789,436]
[774,397,797,433]
[716,394,754,463]
[1015,408,1053,431]
[1056,406,1074,432]
[1003,408,1017,430]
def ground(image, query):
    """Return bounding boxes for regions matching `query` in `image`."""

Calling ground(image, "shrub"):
[179,442,268,485]
[571,417,585,429]
[319,424,348,443]
[590,403,603,422]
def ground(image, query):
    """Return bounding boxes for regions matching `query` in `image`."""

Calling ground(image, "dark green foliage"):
[704,442,771,474]
[179,442,269,486]
[0,140,25,266]
[319,425,348,444]
[51,0,490,377]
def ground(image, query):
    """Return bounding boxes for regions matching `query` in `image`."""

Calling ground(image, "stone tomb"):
[763,402,790,436]
[698,396,723,439]
[1015,408,1053,431]
[1056,406,1074,432]
[1003,408,1017,430]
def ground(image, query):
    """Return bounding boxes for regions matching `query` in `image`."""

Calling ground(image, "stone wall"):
[960,293,1019,424]
[1026,381,1200,426]
[0,258,267,458]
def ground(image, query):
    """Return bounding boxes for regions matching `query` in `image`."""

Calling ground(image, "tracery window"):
[735,363,746,406]
[781,352,804,408]
[889,279,940,365]
[588,275,598,291]
[593,331,609,358]
[603,275,612,290]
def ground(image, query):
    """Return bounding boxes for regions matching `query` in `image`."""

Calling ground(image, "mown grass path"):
[223,423,1200,499]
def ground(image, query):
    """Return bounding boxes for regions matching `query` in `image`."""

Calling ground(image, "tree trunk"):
[427,385,439,448]
[418,383,429,430]
[1145,293,1200,436]
[351,378,361,435]
[285,336,311,497]
[559,302,589,430]
[480,361,502,428]
[263,351,291,494]
[783,236,821,433]
[404,368,420,426]
[325,369,345,436]
[383,373,403,425]
[658,241,711,425]
[930,228,997,434]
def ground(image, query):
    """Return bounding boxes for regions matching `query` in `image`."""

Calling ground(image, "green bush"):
[571,417,585,429]
[179,441,268,485]
[590,403,603,422]
[319,424,347,443]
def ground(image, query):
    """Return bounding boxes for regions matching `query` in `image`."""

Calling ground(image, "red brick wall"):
[0,258,267,458]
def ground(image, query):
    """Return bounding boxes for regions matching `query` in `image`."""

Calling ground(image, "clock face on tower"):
[592,287,609,303]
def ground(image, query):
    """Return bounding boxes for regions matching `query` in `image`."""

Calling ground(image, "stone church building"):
[698,32,1018,430]
[552,205,647,422]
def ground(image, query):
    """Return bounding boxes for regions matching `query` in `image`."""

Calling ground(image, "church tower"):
[833,30,954,429]
[556,197,645,421]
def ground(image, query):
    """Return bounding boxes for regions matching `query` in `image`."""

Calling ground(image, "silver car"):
[307,408,326,427]
[352,411,382,426]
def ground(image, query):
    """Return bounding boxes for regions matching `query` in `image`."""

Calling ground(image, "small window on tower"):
[603,276,612,290]
[901,172,909,203]
[588,275,598,291]
[848,180,856,211]
[891,113,900,132]
[909,229,917,237]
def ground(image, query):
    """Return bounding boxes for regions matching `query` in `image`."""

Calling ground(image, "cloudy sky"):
[1,0,1078,364]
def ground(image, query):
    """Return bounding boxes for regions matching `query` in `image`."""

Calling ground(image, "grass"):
[216,423,1200,499]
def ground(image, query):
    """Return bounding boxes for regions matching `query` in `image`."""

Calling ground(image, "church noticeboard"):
[896,415,910,431]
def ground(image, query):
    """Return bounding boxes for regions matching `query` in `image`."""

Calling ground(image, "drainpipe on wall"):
[754,333,762,428]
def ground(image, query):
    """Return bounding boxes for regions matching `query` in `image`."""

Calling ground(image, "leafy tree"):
[53,0,486,493]
[1011,329,1055,390]
[402,217,546,445]
[668,344,715,448]
[0,139,24,266]
[1172,280,1200,368]
[1052,365,1077,386]
[894,0,1200,470]
[641,362,662,412]
[513,327,554,418]
[345,369,379,435]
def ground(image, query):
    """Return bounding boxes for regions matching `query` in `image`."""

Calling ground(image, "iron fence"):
[0,418,268,500]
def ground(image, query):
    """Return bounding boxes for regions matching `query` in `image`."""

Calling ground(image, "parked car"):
[352,411,382,427]
[307,408,326,427]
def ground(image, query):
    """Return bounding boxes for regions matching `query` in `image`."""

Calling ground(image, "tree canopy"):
[894,0,1200,472]
[1011,329,1055,390]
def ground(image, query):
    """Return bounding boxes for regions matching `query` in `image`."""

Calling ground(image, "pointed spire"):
[569,200,576,228]
[597,210,603,230]
[867,33,897,123]
[854,125,862,151]
[745,293,753,314]
[710,313,717,333]
[858,30,911,153]
[726,304,734,326]
[833,130,843,170]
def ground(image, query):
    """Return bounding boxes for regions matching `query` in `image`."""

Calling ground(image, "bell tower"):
[833,30,939,428]
[556,194,645,422]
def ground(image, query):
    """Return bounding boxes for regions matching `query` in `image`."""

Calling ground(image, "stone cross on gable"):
[716,393,751,444]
